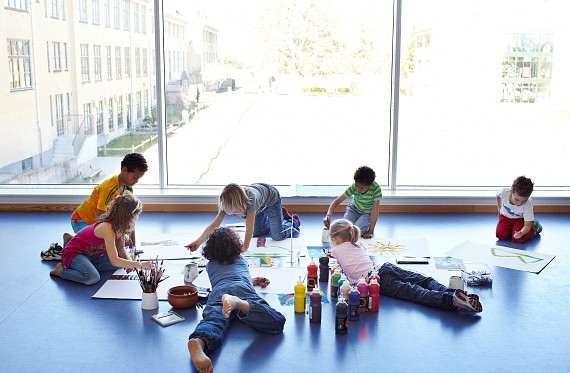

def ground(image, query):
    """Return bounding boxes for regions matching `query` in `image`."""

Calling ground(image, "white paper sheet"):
[92,261,191,300]
[445,240,555,273]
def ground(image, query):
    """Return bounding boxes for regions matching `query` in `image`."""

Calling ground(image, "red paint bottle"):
[307,257,318,291]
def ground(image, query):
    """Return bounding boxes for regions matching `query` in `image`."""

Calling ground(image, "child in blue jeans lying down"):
[187,227,286,373]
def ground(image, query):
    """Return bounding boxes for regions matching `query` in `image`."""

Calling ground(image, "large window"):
[7,39,32,90]
[1,0,569,195]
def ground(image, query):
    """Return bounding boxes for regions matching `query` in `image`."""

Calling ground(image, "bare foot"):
[222,294,249,318]
[50,263,64,277]
[188,338,213,373]
[256,237,266,247]
[63,233,73,247]
[222,294,237,318]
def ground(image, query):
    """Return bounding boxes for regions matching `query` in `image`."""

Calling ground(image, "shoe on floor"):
[531,220,543,236]
[41,243,63,261]
[452,289,482,312]
[282,207,292,220]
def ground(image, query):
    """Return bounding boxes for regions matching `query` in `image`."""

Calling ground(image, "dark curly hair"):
[354,166,376,186]
[202,227,243,264]
[121,153,148,172]
[511,176,534,198]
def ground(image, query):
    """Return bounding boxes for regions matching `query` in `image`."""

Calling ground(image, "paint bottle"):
[368,278,380,313]
[357,275,369,313]
[337,273,348,299]
[307,258,318,291]
[294,275,306,313]
[340,277,351,301]
[348,285,360,321]
[309,287,322,323]
[369,269,380,285]
[331,268,341,302]
[318,254,329,283]
[335,295,348,334]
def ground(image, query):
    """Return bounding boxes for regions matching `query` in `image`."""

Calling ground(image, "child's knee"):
[85,272,101,285]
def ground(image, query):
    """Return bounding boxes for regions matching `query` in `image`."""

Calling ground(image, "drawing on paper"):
[491,247,544,264]
[367,241,407,256]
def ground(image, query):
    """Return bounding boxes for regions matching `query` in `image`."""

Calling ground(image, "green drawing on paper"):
[490,248,544,264]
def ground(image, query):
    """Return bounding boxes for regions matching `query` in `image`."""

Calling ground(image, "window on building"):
[113,0,120,29]
[106,46,112,80]
[142,48,148,76]
[80,44,90,82]
[52,42,61,71]
[134,3,139,33]
[8,39,32,90]
[95,100,103,135]
[79,0,87,22]
[123,0,129,31]
[124,47,131,78]
[94,45,102,81]
[141,5,146,34]
[55,94,64,135]
[5,0,28,11]
[108,98,114,131]
[50,0,59,18]
[135,47,141,77]
[91,0,100,25]
[63,43,69,70]
[115,46,121,78]
[83,103,92,132]
[104,0,110,27]
[116,95,123,128]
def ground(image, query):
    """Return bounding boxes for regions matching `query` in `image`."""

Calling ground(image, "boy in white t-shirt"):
[496,176,542,242]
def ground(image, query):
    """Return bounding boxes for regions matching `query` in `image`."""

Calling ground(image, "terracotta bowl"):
[167,285,198,309]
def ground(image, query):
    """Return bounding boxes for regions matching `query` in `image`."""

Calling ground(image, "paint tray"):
[461,262,493,286]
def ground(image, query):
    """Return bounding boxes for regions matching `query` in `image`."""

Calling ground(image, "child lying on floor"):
[187,227,286,373]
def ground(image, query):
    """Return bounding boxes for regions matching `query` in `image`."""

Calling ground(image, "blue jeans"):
[379,262,455,310]
[252,198,300,240]
[343,204,371,234]
[61,253,117,285]
[71,219,88,234]
[189,281,286,354]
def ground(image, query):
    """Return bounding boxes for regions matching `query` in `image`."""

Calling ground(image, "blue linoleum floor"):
[1,211,569,372]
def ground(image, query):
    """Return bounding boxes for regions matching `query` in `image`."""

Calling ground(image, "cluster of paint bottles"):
[333,267,381,334]
[295,256,380,332]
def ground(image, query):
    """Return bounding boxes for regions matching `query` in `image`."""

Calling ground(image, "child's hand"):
[140,262,152,270]
[362,231,373,239]
[185,241,200,252]
[323,216,331,228]
[254,277,270,288]
[513,230,522,239]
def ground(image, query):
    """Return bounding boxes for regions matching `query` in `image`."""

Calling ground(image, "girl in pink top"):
[329,219,483,313]
[50,193,151,285]
[329,220,371,283]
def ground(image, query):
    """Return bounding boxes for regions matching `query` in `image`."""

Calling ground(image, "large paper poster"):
[446,240,555,273]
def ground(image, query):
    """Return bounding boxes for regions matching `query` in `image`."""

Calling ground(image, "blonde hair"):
[219,183,250,215]
[330,219,360,246]
[97,192,142,236]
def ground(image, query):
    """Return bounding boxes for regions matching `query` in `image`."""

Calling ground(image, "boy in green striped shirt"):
[324,166,382,239]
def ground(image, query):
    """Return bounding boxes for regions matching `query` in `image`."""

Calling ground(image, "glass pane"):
[397,0,570,187]
[162,0,392,186]
[1,0,157,185]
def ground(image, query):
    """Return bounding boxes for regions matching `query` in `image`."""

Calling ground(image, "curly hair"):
[121,153,148,172]
[202,227,243,264]
[511,176,534,198]
[354,166,376,186]
[97,193,142,236]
